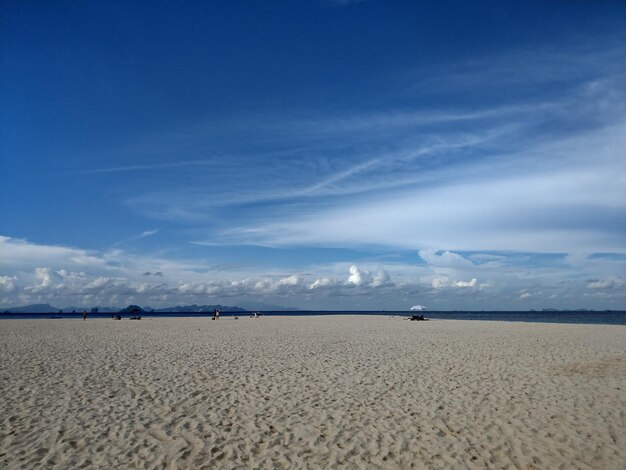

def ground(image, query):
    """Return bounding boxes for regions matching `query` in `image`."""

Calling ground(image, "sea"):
[1,310,624,325]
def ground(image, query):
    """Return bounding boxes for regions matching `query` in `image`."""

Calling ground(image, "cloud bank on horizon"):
[0,1,624,310]
[1,235,624,310]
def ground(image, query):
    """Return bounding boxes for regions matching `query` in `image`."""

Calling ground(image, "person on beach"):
[216,309,220,320]
[82,310,87,321]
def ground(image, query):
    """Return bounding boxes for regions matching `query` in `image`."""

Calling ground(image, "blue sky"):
[1,0,624,310]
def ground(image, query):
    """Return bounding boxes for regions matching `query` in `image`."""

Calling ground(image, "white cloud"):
[33,268,63,289]
[419,250,474,268]
[178,282,212,295]
[431,276,477,289]
[586,277,624,289]
[139,229,158,238]
[309,277,333,289]
[135,283,151,293]
[455,278,477,288]
[84,277,116,290]
[347,265,373,286]
[0,276,17,293]
[0,235,623,310]
[207,124,624,255]
[278,275,301,287]
[431,277,449,289]
[0,236,104,269]
[372,267,391,287]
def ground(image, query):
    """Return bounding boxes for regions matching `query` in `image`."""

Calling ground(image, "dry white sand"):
[0,316,624,469]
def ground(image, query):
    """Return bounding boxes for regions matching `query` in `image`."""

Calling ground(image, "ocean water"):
[1,310,624,325]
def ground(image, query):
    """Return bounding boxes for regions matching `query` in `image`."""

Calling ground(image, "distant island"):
[1,303,248,314]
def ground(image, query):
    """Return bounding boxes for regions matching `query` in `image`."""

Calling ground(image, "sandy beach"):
[0,316,624,469]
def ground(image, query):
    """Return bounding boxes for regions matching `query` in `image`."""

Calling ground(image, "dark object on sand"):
[113,315,122,320]
[409,314,427,321]
[129,316,141,320]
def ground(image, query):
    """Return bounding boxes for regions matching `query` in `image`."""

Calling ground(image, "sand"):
[0,316,624,469]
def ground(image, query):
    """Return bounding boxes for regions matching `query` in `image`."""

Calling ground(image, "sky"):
[1,0,624,310]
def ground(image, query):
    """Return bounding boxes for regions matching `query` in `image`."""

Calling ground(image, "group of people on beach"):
[81,308,259,321]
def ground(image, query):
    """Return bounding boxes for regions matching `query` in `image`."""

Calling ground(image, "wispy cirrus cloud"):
[138,229,158,238]
[66,159,218,175]
[403,42,624,98]
[115,44,623,247]
[7,43,622,310]
[3,4,623,312]
[210,121,624,254]
[109,229,159,248]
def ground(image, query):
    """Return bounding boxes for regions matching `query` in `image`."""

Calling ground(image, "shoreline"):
[1,311,624,326]
[2,314,625,324]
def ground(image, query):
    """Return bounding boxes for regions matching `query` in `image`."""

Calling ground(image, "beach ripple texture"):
[0,316,624,469]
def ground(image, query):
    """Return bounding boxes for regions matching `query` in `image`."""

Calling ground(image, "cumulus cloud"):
[347,265,372,286]
[431,276,478,289]
[586,277,624,289]
[455,278,477,288]
[419,250,474,268]
[345,265,391,287]
[309,277,333,289]
[84,277,115,290]
[0,235,622,310]
[32,268,64,290]
[278,275,301,287]
[372,267,391,287]
[178,282,213,295]
[0,276,17,293]
[431,277,450,289]
[174,275,306,298]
